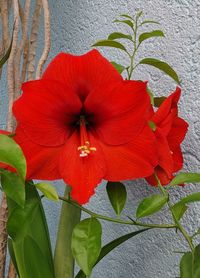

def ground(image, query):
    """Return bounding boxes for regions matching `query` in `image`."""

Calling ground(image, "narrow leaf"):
[1,170,25,208]
[136,194,168,218]
[175,192,200,206]
[0,134,26,179]
[171,202,188,221]
[113,19,134,29]
[35,182,59,201]
[111,61,125,74]
[72,218,102,277]
[106,181,127,216]
[170,173,200,186]
[180,252,193,278]
[139,30,164,44]
[108,32,132,41]
[119,14,133,20]
[140,20,160,26]
[75,229,150,278]
[139,58,180,84]
[92,40,127,52]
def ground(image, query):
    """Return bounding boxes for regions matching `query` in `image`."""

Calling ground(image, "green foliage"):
[113,19,134,29]
[0,134,26,179]
[106,181,127,216]
[92,40,127,51]
[7,182,55,278]
[180,245,200,277]
[139,30,164,44]
[154,96,166,107]
[75,229,149,278]
[108,32,132,41]
[1,170,25,208]
[139,58,180,84]
[34,182,59,201]
[111,61,126,74]
[71,218,102,277]
[136,194,168,218]
[171,202,188,221]
[170,173,200,186]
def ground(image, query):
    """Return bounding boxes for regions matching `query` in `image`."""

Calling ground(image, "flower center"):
[77,116,96,157]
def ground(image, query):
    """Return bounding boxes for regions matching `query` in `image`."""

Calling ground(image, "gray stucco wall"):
[1,0,200,277]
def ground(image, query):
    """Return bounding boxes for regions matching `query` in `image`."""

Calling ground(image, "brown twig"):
[27,0,42,80]
[35,0,50,79]
[0,0,10,49]
[7,260,16,278]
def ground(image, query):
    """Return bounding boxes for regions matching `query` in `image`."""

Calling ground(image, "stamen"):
[77,116,97,157]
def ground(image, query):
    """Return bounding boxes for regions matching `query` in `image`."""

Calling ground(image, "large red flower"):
[11,50,158,204]
[146,87,188,186]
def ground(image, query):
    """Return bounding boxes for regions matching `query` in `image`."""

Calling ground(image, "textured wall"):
[1,0,200,277]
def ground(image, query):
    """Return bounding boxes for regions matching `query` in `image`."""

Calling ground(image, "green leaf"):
[171,202,188,221]
[35,182,59,201]
[0,134,26,179]
[75,229,149,278]
[119,14,133,20]
[175,192,200,206]
[7,196,39,242]
[170,173,200,186]
[114,19,134,29]
[140,20,160,26]
[111,61,125,74]
[72,218,102,277]
[108,32,132,41]
[136,194,168,218]
[139,30,164,44]
[180,252,193,278]
[92,40,127,52]
[106,181,127,216]
[180,245,200,277]
[1,170,25,208]
[147,87,154,105]
[7,182,55,278]
[154,96,166,107]
[139,58,180,84]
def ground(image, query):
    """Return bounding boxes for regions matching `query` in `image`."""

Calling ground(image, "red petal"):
[146,166,173,186]
[167,117,188,150]
[172,146,183,172]
[85,80,151,145]
[42,50,122,100]
[152,87,181,125]
[60,131,106,204]
[14,126,62,180]
[13,79,82,146]
[154,128,174,178]
[99,126,158,181]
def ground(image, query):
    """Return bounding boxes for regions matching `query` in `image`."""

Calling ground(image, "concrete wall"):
[1,0,200,277]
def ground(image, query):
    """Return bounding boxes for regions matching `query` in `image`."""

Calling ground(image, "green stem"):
[54,187,81,278]
[59,196,176,229]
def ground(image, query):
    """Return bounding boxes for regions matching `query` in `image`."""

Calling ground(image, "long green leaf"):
[113,19,134,29]
[35,182,59,201]
[72,218,102,277]
[75,229,149,278]
[92,40,127,52]
[110,61,125,74]
[119,14,133,20]
[108,32,132,41]
[139,58,180,84]
[0,134,26,179]
[7,182,55,278]
[106,181,127,216]
[1,170,25,208]
[139,30,164,44]
[170,173,200,186]
[140,20,160,26]
[180,245,200,277]
[136,194,168,218]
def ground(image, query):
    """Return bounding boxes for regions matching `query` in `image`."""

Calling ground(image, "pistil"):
[77,116,96,157]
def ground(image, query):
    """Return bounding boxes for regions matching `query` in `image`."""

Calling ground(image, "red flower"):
[12,50,157,204]
[146,87,188,186]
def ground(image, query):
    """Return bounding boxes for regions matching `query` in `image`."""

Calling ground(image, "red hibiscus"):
[11,50,157,204]
[146,87,188,186]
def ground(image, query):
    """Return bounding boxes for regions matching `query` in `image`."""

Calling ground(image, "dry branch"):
[35,0,50,79]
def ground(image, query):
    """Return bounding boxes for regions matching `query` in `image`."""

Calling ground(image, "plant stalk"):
[54,187,81,278]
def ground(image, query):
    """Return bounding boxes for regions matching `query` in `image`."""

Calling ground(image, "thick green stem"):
[54,187,81,278]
